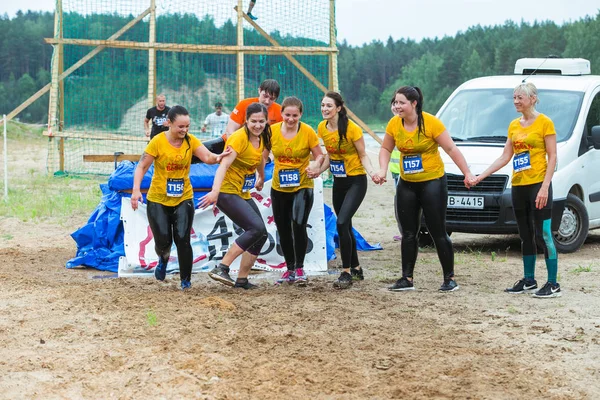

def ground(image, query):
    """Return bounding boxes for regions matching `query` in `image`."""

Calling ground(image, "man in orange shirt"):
[224,79,282,139]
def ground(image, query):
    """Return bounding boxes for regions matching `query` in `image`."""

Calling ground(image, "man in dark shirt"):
[144,94,170,139]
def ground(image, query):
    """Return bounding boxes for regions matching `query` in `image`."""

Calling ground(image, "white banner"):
[118,178,327,277]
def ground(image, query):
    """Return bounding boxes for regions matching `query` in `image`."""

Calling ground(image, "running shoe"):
[532,282,562,298]
[388,277,414,291]
[234,279,259,290]
[180,280,191,291]
[208,265,235,287]
[247,12,258,20]
[275,270,296,285]
[350,267,364,281]
[295,268,307,286]
[333,271,353,289]
[439,279,459,292]
[393,235,402,241]
[505,278,538,294]
[154,259,167,281]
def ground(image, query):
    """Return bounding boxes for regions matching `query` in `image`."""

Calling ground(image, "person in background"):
[202,102,229,138]
[144,94,170,139]
[201,103,272,290]
[270,96,324,286]
[468,82,560,298]
[372,86,475,293]
[389,100,402,242]
[224,79,282,139]
[246,0,258,20]
[308,91,377,289]
[131,105,229,290]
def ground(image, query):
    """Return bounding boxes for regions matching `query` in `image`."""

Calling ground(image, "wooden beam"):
[236,0,245,102]
[0,7,151,127]
[43,130,150,141]
[238,10,382,145]
[44,38,337,55]
[84,154,141,163]
[148,0,156,108]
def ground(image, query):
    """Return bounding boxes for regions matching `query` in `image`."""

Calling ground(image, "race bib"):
[402,154,424,174]
[329,160,347,177]
[278,169,300,187]
[513,151,531,172]
[166,178,184,197]
[242,174,256,192]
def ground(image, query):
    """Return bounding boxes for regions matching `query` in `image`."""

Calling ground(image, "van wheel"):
[418,229,452,248]
[553,193,588,253]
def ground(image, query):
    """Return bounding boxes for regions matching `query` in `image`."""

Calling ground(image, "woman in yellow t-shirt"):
[131,105,229,290]
[470,82,560,298]
[270,96,324,286]
[200,102,272,290]
[309,91,377,289]
[373,86,475,292]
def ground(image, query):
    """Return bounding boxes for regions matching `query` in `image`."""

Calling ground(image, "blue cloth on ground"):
[67,161,382,272]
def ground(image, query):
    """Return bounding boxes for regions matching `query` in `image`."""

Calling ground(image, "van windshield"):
[438,89,583,143]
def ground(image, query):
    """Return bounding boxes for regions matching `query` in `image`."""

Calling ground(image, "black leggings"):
[332,174,367,269]
[147,199,195,282]
[271,188,314,271]
[512,183,555,257]
[217,193,267,256]
[396,175,454,280]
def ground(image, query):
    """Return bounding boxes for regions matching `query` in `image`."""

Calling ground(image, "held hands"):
[464,174,480,189]
[131,190,143,210]
[216,146,233,163]
[371,169,387,185]
[255,176,264,192]
[306,163,321,179]
[535,186,549,209]
[199,190,219,209]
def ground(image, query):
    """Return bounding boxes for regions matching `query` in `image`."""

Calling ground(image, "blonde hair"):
[514,82,539,105]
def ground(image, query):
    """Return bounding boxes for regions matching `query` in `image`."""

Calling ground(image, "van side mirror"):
[592,126,600,150]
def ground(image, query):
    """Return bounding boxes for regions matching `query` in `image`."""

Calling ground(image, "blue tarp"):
[67,161,382,272]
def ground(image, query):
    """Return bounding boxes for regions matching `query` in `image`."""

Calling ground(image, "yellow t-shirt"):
[221,127,265,200]
[271,122,320,192]
[145,132,202,206]
[318,119,366,177]
[385,112,446,182]
[508,113,556,186]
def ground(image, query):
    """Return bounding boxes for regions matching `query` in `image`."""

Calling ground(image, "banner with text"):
[118,179,327,277]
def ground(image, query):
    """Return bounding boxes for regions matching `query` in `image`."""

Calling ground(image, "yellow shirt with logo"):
[508,113,556,186]
[145,132,202,206]
[385,112,446,182]
[318,119,366,176]
[221,127,265,200]
[271,122,320,192]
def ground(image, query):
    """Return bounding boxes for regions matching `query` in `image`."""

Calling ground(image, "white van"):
[435,57,600,253]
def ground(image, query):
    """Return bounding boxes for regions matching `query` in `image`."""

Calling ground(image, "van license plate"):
[447,196,484,209]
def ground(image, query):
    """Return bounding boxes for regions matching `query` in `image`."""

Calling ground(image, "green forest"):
[1,9,600,128]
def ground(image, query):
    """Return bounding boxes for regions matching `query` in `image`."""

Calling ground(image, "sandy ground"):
[1,139,600,399]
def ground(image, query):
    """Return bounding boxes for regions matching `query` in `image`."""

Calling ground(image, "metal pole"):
[3,115,7,201]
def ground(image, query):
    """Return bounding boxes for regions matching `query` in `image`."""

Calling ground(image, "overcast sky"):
[1,0,598,45]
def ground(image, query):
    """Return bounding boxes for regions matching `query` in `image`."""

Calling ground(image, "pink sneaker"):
[393,235,402,241]
[275,270,296,285]
[295,268,307,286]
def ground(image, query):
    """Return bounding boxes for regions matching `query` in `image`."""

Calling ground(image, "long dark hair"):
[244,102,272,151]
[167,104,191,157]
[394,86,425,138]
[324,91,349,149]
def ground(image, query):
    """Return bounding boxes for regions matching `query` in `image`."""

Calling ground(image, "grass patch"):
[571,264,592,274]
[146,308,158,327]
[507,306,520,314]
[0,173,103,221]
